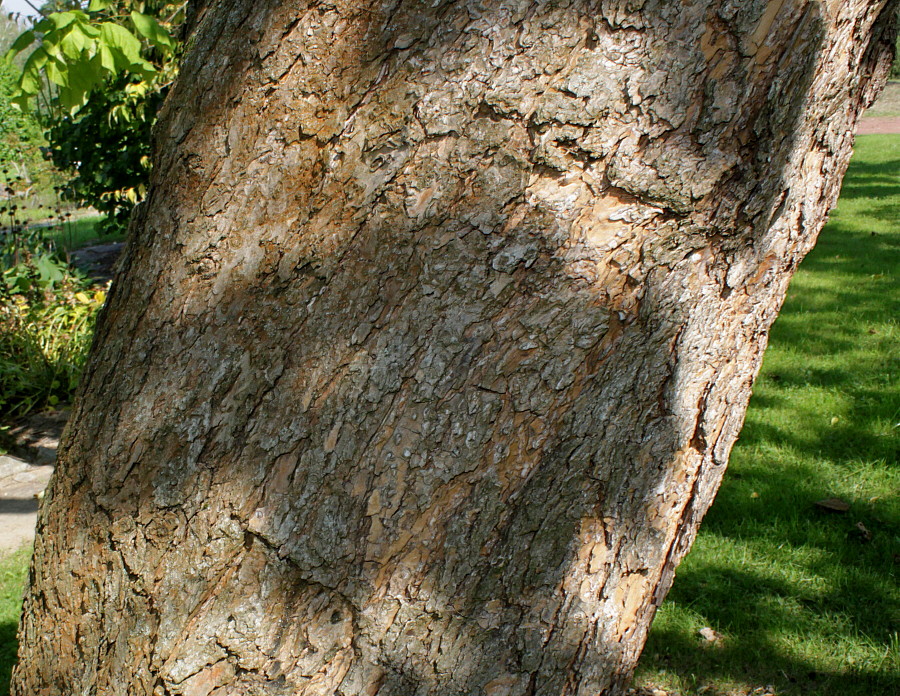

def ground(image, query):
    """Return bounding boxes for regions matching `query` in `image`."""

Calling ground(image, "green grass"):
[0,548,29,696]
[0,188,77,227]
[635,135,900,694]
[0,141,897,693]
[42,214,119,254]
[2,212,112,259]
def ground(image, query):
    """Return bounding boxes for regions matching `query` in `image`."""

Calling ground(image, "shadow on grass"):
[643,619,896,696]
[0,620,17,696]
[732,227,898,465]
[702,462,899,601]
[835,159,900,200]
[638,470,899,695]
[737,386,897,462]
[864,203,900,222]
[636,139,899,695]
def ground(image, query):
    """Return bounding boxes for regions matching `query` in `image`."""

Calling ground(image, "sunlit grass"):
[43,214,119,254]
[636,135,899,695]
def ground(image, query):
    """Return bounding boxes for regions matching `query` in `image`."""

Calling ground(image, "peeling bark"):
[13,1,898,695]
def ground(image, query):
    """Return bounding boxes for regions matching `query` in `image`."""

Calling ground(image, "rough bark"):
[13,1,898,695]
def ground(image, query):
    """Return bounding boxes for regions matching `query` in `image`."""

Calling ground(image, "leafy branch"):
[4,1,177,117]
[2,2,185,234]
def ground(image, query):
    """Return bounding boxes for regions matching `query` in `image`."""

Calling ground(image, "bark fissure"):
[13,0,898,694]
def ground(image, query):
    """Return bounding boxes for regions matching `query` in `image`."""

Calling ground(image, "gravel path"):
[0,411,66,554]
[0,455,52,553]
[857,116,900,135]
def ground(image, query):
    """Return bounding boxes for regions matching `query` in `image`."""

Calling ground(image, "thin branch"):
[21,1,48,17]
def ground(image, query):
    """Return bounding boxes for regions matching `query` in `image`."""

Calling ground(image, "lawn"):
[43,214,121,253]
[2,213,113,257]
[0,548,28,694]
[635,135,899,694]
[0,138,897,695]
[0,188,82,228]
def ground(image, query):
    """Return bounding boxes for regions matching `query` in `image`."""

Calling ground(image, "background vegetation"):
[4,1,183,233]
[1,10,61,223]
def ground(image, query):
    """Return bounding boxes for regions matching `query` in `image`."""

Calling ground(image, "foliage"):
[46,74,158,232]
[636,135,900,696]
[893,39,900,80]
[0,62,42,165]
[4,1,185,233]
[5,1,173,114]
[0,249,106,419]
[0,13,54,195]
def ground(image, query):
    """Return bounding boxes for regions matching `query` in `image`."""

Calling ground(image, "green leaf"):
[57,54,104,113]
[20,46,49,90]
[99,43,117,72]
[12,46,50,108]
[3,30,35,62]
[88,0,114,10]
[44,54,69,87]
[34,255,66,287]
[58,24,93,60]
[32,18,54,34]
[99,22,143,65]
[78,19,102,40]
[48,11,87,32]
[130,11,174,50]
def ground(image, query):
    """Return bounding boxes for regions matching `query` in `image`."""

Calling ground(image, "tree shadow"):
[0,620,17,696]
[638,456,899,694]
[834,159,900,200]
[642,611,897,696]
[633,140,900,693]
[0,499,38,516]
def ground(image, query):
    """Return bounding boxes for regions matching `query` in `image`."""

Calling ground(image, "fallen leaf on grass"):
[855,521,872,542]
[751,687,777,696]
[815,497,850,512]
[698,626,723,644]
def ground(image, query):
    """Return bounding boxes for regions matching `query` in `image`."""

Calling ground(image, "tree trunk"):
[13,1,897,694]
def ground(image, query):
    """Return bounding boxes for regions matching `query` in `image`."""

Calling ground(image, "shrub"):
[0,252,105,419]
